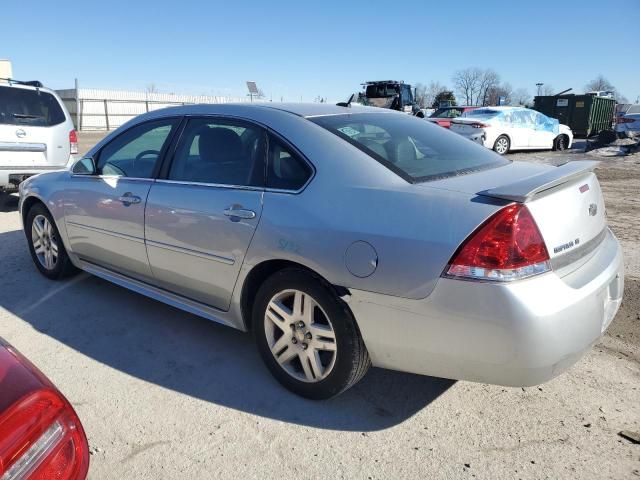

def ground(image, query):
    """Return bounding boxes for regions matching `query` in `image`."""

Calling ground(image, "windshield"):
[430,107,464,118]
[365,84,400,98]
[310,113,508,183]
[0,86,66,126]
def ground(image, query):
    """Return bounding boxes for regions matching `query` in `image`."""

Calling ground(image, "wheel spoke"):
[33,219,43,238]
[270,334,290,357]
[33,238,43,253]
[266,301,291,333]
[303,296,317,325]
[300,352,316,381]
[44,219,52,236]
[50,241,59,260]
[307,350,324,379]
[275,345,298,366]
[293,291,303,316]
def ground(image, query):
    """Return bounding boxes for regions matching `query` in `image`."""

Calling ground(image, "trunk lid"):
[423,160,607,273]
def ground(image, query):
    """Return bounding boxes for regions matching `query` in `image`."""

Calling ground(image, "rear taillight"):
[445,203,550,282]
[69,130,78,155]
[0,389,88,480]
[471,122,489,128]
[616,117,634,124]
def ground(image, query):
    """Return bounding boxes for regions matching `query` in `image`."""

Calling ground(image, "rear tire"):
[25,203,78,280]
[493,135,510,155]
[253,268,370,399]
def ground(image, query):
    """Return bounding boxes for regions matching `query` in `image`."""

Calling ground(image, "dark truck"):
[357,80,423,117]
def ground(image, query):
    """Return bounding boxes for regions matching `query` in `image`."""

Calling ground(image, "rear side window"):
[0,86,66,126]
[310,113,508,183]
[266,136,312,191]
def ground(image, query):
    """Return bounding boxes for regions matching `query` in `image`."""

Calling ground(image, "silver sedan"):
[19,103,624,399]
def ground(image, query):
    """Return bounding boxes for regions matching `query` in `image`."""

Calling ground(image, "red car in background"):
[0,338,89,480]
[428,106,478,128]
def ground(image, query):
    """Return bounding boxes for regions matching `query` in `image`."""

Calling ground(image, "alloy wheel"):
[31,214,58,270]
[264,289,337,383]
[495,137,509,154]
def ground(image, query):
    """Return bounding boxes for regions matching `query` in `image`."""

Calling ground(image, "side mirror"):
[72,157,96,175]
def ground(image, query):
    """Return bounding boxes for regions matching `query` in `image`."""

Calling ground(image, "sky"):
[3,0,639,103]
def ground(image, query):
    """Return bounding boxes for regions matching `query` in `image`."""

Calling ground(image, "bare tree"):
[477,69,501,106]
[513,88,531,106]
[145,83,158,94]
[585,75,615,92]
[486,82,513,106]
[452,68,482,105]
[414,83,428,108]
[541,84,555,96]
[426,81,447,108]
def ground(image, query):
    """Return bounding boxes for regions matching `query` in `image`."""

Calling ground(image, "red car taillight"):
[0,343,89,480]
[445,203,551,282]
[616,117,634,124]
[471,122,489,128]
[69,130,78,155]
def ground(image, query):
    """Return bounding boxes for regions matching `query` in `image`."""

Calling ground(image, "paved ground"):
[0,134,638,479]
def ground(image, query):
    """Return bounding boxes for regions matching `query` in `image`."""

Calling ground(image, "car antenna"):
[336,93,355,108]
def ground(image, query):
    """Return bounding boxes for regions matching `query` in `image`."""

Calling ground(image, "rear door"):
[64,117,180,281]
[144,117,265,311]
[0,86,71,168]
[529,111,556,148]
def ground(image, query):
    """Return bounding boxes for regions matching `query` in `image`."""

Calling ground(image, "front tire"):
[253,268,370,399]
[493,135,510,155]
[553,135,568,151]
[25,203,78,280]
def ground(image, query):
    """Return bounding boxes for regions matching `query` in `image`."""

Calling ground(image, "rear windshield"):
[0,86,66,127]
[430,108,463,118]
[310,113,508,183]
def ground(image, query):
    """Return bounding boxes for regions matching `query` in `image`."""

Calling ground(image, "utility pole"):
[536,83,544,96]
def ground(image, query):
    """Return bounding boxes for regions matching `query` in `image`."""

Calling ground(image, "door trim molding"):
[66,221,145,244]
[146,239,235,265]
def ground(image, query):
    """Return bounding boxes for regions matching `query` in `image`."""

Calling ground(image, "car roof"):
[134,102,398,122]
[0,81,57,95]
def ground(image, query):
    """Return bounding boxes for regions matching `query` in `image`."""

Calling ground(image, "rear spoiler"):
[478,160,600,203]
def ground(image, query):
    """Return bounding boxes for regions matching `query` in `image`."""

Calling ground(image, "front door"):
[64,118,180,280]
[144,117,265,311]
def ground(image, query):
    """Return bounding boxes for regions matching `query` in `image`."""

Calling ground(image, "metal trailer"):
[533,94,616,137]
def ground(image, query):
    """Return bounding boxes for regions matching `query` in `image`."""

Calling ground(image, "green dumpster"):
[533,95,615,137]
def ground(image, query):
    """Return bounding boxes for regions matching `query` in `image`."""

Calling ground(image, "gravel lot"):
[1,133,638,479]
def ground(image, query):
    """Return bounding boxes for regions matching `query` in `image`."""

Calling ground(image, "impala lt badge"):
[589,203,598,216]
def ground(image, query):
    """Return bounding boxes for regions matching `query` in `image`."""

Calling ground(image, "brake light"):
[445,203,550,281]
[471,122,489,128]
[69,130,78,155]
[0,344,89,480]
[616,117,634,124]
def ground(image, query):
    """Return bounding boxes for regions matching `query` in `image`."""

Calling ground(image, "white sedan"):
[450,106,573,155]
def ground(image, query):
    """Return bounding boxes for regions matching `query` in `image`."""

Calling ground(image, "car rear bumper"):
[349,228,624,386]
[0,163,71,191]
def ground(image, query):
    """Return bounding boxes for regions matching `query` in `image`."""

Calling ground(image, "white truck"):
[0,77,77,193]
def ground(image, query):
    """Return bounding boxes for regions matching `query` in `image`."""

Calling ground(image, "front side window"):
[266,136,312,191]
[0,86,66,126]
[311,113,508,183]
[168,118,264,187]
[97,119,179,178]
[430,108,463,118]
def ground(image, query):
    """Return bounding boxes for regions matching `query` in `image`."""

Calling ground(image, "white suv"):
[0,80,77,192]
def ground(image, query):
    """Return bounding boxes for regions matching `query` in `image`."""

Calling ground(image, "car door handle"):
[223,205,256,220]
[118,193,141,205]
